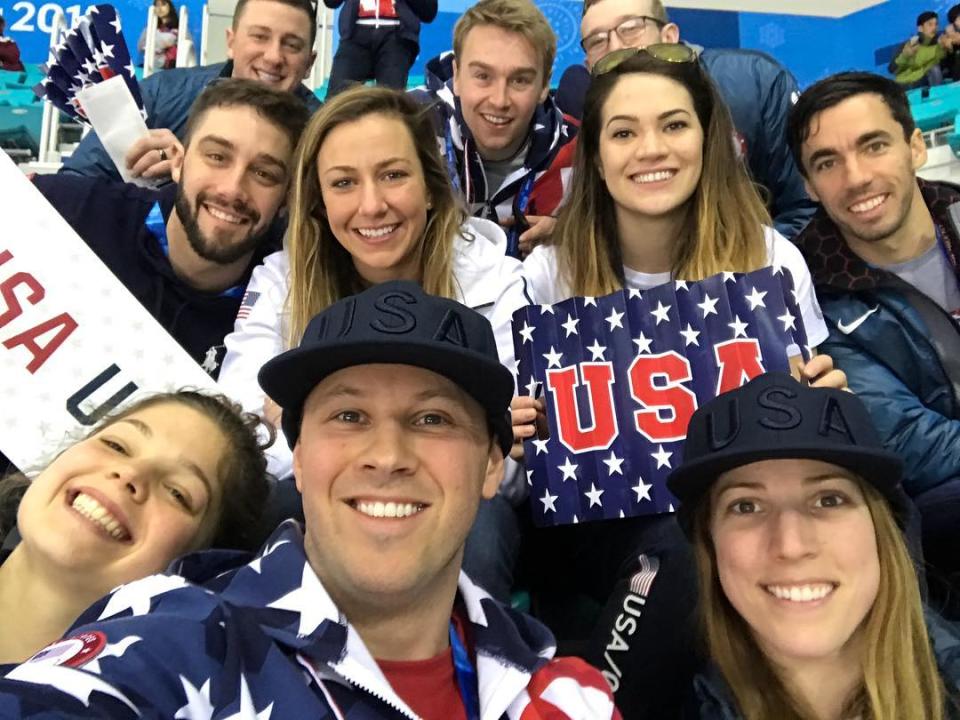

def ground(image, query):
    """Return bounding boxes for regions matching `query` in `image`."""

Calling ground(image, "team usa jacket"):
[409,54,578,238]
[0,521,620,719]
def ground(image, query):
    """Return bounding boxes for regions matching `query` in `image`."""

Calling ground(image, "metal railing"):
[37,9,70,165]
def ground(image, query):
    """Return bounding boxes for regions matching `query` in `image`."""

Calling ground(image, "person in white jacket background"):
[218,86,532,597]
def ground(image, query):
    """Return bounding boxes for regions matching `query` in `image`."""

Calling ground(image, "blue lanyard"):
[450,621,480,720]
[505,174,536,258]
[144,201,244,299]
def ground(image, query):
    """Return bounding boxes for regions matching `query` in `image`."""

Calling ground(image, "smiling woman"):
[0,390,271,665]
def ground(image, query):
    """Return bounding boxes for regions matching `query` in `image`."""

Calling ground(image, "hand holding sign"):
[513,267,811,527]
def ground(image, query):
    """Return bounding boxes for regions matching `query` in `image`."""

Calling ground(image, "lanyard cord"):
[449,620,480,720]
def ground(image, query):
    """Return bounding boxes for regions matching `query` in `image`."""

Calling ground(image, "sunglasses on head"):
[591,44,697,78]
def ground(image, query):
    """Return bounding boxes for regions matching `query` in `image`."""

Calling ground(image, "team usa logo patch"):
[26,631,107,668]
[513,267,811,527]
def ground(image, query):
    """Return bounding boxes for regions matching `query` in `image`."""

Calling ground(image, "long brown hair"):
[285,86,462,346]
[693,480,946,720]
[551,52,770,297]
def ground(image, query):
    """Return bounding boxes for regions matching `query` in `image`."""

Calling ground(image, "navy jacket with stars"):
[32,174,281,377]
[0,521,620,719]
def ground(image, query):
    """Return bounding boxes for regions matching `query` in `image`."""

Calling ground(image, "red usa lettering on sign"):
[0,248,78,373]
[545,340,765,454]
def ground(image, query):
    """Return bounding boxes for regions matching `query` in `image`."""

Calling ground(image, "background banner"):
[0,150,215,471]
[513,267,809,527]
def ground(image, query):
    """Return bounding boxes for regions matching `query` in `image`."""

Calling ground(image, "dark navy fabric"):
[60,62,321,182]
[32,173,280,374]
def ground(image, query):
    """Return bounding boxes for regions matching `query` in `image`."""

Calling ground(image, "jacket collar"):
[796,178,960,291]
[175,520,555,718]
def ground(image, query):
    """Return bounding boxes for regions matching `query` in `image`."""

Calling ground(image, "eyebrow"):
[198,136,288,174]
[466,60,538,77]
[605,108,690,128]
[116,419,213,497]
[312,384,470,407]
[716,471,859,495]
[322,156,413,175]
[805,130,892,167]
[246,24,306,41]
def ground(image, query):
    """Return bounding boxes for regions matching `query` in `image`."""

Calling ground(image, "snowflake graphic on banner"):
[513,267,810,527]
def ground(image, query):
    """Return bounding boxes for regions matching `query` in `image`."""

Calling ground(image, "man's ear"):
[661,23,680,44]
[803,175,819,203]
[538,81,550,104]
[480,439,505,501]
[910,127,928,170]
[225,26,235,59]
[171,147,184,184]
[452,58,461,96]
[292,439,305,494]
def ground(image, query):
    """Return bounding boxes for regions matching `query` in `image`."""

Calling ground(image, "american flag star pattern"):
[33,4,143,122]
[513,267,810,527]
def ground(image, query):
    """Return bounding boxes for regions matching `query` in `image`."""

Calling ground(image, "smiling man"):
[789,71,960,584]
[0,282,620,720]
[33,79,308,376]
[61,0,319,183]
[410,0,578,257]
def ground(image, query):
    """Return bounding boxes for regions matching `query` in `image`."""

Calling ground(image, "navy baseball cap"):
[258,281,514,455]
[667,372,905,535]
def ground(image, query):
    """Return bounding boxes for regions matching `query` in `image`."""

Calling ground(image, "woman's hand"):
[510,395,543,461]
[796,353,849,391]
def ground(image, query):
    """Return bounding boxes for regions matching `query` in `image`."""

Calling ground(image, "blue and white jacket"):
[0,521,619,719]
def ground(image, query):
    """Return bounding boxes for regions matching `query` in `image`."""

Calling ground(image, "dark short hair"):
[787,71,916,177]
[233,0,317,46]
[917,10,938,26]
[949,4,960,24]
[183,78,310,154]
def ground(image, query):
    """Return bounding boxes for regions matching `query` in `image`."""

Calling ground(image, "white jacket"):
[219,217,532,484]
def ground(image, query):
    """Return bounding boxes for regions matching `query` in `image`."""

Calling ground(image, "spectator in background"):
[35,80,308,376]
[942,4,960,80]
[0,16,24,72]
[0,390,270,664]
[138,0,194,72]
[62,0,319,184]
[410,0,578,258]
[889,10,952,88]
[789,72,960,604]
[560,0,816,239]
[323,0,436,98]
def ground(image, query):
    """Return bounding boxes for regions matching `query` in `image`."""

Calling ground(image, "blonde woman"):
[668,373,960,720]
[218,87,530,555]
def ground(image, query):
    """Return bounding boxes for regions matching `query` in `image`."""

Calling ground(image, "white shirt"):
[218,217,533,483]
[523,226,829,351]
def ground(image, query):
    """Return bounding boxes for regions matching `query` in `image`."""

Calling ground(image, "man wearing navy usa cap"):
[0,281,619,720]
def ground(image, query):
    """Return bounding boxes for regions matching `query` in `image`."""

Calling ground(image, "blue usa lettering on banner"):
[513,266,811,528]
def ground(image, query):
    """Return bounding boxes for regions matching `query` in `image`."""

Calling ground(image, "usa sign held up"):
[513,267,810,527]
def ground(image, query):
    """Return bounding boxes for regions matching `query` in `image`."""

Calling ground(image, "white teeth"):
[206,205,246,224]
[765,583,834,603]
[481,114,510,125]
[355,500,424,519]
[254,69,283,83]
[71,492,129,540]
[633,170,676,184]
[850,195,886,213]
[356,225,398,238]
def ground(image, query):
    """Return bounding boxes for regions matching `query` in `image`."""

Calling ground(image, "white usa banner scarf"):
[514,267,810,527]
[0,152,215,471]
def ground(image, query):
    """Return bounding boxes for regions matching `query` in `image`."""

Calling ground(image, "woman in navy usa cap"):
[668,372,960,720]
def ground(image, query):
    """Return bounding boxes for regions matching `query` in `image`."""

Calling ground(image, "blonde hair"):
[284,86,461,346]
[550,53,769,297]
[453,0,556,86]
[693,480,947,720]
